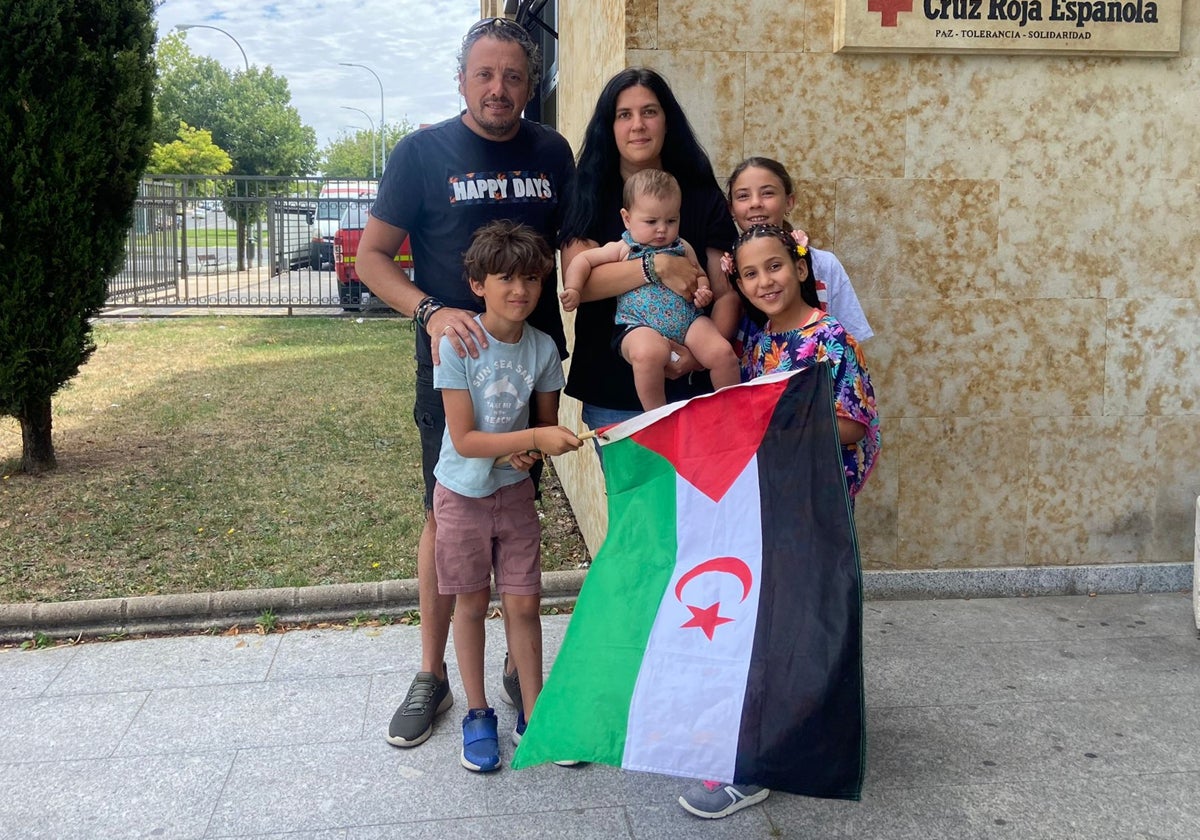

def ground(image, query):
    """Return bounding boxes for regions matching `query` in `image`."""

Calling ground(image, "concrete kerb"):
[0,562,1192,644]
[0,570,584,644]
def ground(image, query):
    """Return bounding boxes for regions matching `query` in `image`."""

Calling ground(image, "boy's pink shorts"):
[432,479,542,596]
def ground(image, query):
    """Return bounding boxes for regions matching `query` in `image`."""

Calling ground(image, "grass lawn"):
[0,317,589,604]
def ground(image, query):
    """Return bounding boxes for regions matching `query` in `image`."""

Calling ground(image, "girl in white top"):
[725,157,872,342]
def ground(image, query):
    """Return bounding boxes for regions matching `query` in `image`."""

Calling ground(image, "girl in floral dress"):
[730,223,879,496]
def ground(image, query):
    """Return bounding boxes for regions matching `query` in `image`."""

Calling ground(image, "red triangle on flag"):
[630,377,792,502]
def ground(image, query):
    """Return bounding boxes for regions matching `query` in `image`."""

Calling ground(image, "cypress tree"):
[0,1,156,473]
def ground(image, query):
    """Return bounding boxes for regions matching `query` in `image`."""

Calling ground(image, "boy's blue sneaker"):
[460,707,501,773]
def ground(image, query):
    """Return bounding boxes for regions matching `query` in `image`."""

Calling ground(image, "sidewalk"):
[1,591,1197,839]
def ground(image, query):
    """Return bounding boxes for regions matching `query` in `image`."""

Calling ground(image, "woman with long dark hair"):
[561,68,737,429]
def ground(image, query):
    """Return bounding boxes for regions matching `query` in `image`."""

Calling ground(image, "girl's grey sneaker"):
[385,666,453,747]
[460,707,501,772]
[678,781,770,819]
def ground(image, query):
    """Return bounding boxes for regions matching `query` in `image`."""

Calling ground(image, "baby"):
[560,168,738,410]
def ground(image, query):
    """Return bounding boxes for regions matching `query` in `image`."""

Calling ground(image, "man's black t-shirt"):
[371,115,575,366]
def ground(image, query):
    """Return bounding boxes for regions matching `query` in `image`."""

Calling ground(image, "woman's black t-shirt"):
[564,182,736,410]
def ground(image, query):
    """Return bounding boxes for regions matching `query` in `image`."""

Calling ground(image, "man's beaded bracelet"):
[412,296,444,329]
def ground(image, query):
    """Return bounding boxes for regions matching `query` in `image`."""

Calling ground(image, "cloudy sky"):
[155,0,479,149]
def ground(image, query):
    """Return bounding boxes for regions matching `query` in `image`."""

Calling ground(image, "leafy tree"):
[0,0,156,474]
[322,128,379,179]
[155,32,318,268]
[152,32,228,146]
[146,122,233,177]
[321,119,415,178]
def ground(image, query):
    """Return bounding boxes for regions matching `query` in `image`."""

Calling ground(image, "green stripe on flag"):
[512,438,679,768]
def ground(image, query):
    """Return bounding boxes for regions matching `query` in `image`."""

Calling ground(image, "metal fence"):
[107,175,379,312]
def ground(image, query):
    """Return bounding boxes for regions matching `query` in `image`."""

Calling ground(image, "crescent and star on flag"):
[622,376,796,645]
[674,556,754,640]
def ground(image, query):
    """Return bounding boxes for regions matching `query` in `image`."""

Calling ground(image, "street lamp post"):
[340,106,377,179]
[339,63,385,175]
[175,24,251,271]
[175,24,249,72]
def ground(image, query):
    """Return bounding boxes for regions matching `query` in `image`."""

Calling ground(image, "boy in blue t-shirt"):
[432,220,583,773]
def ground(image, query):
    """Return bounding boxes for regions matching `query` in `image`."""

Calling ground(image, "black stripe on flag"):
[734,364,866,799]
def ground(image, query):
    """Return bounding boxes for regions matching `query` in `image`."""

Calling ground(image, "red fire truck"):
[332,201,413,311]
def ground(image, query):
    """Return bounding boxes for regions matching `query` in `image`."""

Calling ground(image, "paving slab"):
[112,675,372,755]
[205,739,489,835]
[209,832,347,840]
[41,633,282,695]
[866,694,1200,788]
[0,752,234,840]
[0,643,77,700]
[0,689,148,763]
[266,626,411,681]
[345,807,633,840]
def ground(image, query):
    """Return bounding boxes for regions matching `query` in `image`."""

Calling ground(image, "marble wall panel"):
[559,0,627,152]
[892,417,1033,569]
[1024,417,1158,565]
[626,0,657,50]
[627,48,745,181]
[999,178,1200,302]
[864,298,1107,420]
[804,0,836,53]
[854,452,897,570]
[905,56,1166,183]
[787,179,840,258]
[656,0,806,53]
[1182,0,1200,56]
[743,51,911,180]
[1152,416,1200,562]
[1104,298,1200,417]
[851,308,892,418]
[836,178,999,302]
[1159,58,1200,179]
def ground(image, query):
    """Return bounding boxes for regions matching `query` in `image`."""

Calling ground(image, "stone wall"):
[550,0,1200,572]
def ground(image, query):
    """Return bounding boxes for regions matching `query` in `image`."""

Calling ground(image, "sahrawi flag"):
[512,367,865,799]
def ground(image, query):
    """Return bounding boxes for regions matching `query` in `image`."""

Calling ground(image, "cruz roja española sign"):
[836,0,1181,55]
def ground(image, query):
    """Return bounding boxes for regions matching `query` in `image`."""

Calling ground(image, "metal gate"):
[107,175,371,312]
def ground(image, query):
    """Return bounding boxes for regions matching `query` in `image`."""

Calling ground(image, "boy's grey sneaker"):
[511,711,582,767]
[678,781,770,819]
[498,651,523,712]
[386,666,453,747]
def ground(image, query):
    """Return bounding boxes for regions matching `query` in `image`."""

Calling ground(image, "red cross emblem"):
[868,0,913,26]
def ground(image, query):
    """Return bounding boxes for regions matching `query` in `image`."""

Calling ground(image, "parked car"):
[333,203,412,311]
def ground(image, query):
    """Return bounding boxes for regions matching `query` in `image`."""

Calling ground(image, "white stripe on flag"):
[622,457,763,781]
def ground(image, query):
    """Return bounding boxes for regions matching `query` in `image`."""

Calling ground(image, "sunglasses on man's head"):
[466,16,531,40]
